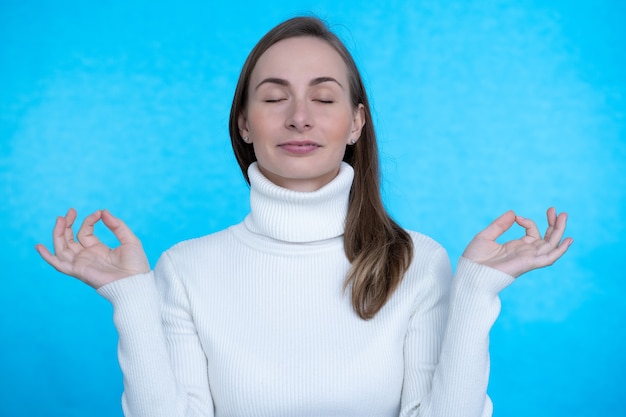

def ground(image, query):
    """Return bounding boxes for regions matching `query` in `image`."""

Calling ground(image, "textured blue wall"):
[1,1,624,416]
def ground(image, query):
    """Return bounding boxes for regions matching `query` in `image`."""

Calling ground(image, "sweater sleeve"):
[400,251,515,417]
[97,253,214,417]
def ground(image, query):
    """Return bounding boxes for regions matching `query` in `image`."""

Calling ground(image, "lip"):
[277,141,321,155]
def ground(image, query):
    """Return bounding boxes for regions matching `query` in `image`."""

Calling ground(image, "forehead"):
[251,36,349,84]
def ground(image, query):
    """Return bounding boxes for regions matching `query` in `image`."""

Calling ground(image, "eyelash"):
[262,97,334,104]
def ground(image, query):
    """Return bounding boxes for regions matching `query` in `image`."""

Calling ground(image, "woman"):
[36,16,572,417]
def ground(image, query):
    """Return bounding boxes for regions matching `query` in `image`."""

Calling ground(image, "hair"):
[228,16,414,320]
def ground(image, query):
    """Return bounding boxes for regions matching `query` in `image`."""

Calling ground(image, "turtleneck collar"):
[243,162,354,243]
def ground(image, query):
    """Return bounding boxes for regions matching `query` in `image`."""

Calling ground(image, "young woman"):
[36,16,572,417]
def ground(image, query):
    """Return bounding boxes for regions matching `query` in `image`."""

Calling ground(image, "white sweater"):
[98,162,514,417]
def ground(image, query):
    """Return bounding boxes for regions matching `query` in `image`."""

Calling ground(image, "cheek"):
[245,117,263,138]
[247,108,278,135]
[328,111,355,138]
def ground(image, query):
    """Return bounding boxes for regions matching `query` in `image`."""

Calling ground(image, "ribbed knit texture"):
[98,164,515,417]
[245,161,352,242]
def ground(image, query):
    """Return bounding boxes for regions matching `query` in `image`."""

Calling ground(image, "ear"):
[238,112,250,141]
[348,103,366,144]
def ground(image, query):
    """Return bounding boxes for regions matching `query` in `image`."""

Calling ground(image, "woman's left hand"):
[462,207,573,278]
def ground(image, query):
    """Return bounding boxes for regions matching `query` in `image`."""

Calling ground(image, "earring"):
[350,138,357,145]
[243,136,249,143]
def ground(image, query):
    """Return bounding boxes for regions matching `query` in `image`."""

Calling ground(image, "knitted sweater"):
[98,162,515,417]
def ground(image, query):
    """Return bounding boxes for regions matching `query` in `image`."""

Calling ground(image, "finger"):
[515,215,541,240]
[547,207,557,225]
[52,214,72,255]
[546,211,568,248]
[35,243,71,274]
[57,208,81,255]
[534,236,573,268]
[62,208,78,242]
[101,209,141,245]
[477,210,516,241]
[35,243,54,263]
[543,207,557,241]
[64,208,91,255]
[76,210,104,247]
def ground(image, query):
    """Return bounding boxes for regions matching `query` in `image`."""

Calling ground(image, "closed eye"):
[264,98,287,103]
[314,99,334,104]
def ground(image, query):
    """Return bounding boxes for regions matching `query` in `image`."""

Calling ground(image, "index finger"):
[76,210,104,247]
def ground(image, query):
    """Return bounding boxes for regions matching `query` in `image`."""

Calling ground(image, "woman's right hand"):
[35,208,151,289]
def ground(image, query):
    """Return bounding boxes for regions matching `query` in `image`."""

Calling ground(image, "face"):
[238,36,365,192]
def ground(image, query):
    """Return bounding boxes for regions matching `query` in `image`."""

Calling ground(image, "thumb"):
[101,210,141,245]
[477,210,516,241]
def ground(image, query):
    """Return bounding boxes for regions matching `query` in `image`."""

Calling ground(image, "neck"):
[244,162,354,243]
[256,165,341,192]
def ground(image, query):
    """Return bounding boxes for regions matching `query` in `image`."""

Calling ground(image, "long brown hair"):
[228,16,414,320]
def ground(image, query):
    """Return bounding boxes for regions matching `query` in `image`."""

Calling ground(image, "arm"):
[401,208,571,417]
[98,254,214,417]
[400,249,512,417]
[36,209,213,416]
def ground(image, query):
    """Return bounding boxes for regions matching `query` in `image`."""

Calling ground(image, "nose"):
[285,99,313,132]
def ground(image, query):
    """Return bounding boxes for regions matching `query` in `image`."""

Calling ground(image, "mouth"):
[278,141,321,154]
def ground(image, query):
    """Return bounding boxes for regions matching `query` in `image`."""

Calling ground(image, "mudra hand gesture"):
[36,207,571,287]
[35,208,150,289]
[462,207,572,278]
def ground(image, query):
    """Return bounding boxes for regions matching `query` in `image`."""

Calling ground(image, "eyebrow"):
[254,76,344,90]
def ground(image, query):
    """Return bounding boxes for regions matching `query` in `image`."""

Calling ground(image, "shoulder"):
[403,229,452,288]
[153,224,242,279]
[405,229,446,255]
[405,230,450,271]
[164,225,239,258]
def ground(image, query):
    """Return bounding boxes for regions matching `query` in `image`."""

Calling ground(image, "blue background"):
[1,1,624,416]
